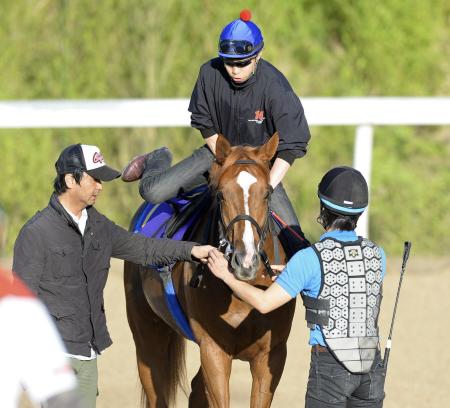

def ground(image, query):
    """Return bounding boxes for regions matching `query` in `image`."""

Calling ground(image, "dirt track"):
[16,256,449,407]
[88,256,448,408]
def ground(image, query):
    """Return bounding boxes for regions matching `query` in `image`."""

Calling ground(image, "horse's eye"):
[216,191,224,201]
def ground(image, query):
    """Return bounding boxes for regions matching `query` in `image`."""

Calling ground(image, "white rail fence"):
[1,97,449,237]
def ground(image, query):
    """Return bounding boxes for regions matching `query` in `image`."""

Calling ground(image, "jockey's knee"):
[139,183,169,204]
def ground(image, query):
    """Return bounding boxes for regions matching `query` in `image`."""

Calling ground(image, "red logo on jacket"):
[248,110,265,124]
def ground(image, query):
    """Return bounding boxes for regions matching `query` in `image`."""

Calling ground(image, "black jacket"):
[189,58,311,165]
[13,194,196,356]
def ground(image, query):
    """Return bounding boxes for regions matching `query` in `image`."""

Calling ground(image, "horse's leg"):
[198,339,232,408]
[188,367,209,408]
[249,343,287,408]
[124,261,185,407]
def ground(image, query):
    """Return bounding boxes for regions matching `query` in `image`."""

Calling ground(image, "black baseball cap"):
[55,144,121,182]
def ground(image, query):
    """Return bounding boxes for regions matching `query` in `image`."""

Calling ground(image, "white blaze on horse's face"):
[237,170,258,268]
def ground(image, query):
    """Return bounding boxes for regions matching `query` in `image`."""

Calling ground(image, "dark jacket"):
[13,194,196,356]
[188,58,311,165]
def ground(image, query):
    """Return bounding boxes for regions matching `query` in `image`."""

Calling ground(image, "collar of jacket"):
[49,193,97,230]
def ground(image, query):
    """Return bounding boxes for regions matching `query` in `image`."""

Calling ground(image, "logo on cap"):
[93,152,104,164]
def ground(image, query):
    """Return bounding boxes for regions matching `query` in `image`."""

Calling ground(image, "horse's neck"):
[191,200,220,245]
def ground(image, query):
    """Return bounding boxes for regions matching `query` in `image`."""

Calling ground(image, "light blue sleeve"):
[275,247,320,298]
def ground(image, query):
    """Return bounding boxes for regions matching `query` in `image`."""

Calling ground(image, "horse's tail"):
[138,321,187,408]
[125,259,188,408]
[169,329,188,405]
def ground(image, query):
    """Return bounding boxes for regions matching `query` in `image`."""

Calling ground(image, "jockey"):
[122,9,311,257]
[208,166,387,407]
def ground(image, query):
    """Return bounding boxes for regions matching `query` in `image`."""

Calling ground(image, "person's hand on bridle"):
[269,264,285,281]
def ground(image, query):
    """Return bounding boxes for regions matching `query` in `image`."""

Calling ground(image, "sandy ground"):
[19,256,450,407]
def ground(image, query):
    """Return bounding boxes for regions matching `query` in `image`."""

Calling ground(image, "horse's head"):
[210,133,279,281]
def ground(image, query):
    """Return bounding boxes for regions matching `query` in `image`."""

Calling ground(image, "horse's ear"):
[215,134,231,164]
[259,132,279,162]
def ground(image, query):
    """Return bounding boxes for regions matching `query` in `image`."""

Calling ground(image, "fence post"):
[353,125,374,238]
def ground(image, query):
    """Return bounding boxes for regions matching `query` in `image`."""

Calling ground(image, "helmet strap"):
[252,54,261,76]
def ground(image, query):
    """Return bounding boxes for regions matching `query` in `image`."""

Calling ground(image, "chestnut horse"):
[124,134,296,407]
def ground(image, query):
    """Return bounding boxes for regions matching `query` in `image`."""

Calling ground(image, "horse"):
[124,134,296,407]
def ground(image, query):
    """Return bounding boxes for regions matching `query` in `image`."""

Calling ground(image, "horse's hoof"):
[121,154,147,182]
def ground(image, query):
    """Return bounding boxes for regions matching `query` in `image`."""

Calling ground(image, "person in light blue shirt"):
[208,166,387,408]
[276,229,386,349]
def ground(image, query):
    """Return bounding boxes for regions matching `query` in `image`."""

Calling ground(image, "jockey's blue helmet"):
[218,10,264,60]
[318,166,369,216]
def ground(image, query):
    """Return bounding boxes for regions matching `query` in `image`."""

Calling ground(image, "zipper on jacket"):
[236,89,240,145]
[82,224,97,354]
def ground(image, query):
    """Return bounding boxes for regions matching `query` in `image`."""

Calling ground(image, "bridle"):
[216,159,276,278]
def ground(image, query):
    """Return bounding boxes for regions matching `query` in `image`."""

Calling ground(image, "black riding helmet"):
[318,166,368,215]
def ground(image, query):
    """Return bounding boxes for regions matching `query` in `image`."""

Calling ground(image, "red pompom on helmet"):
[240,9,252,22]
[218,9,264,59]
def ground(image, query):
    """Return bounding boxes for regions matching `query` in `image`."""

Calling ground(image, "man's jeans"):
[305,349,386,408]
[139,145,310,257]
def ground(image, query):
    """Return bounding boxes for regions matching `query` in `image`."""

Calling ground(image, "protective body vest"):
[303,237,383,373]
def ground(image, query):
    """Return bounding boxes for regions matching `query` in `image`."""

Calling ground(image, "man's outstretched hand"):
[191,245,215,263]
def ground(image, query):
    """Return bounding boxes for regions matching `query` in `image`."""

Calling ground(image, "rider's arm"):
[205,134,219,155]
[269,157,290,189]
[269,82,311,164]
[189,63,217,140]
[207,249,292,314]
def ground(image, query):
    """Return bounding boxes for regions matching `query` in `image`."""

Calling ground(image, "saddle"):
[132,186,210,341]
[133,185,210,240]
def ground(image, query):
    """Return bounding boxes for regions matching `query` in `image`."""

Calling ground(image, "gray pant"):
[69,358,98,408]
[305,349,386,407]
[139,145,309,257]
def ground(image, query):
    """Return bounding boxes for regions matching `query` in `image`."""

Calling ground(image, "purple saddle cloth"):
[132,186,209,240]
[131,186,210,341]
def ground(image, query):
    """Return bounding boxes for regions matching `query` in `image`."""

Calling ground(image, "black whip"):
[383,241,412,370]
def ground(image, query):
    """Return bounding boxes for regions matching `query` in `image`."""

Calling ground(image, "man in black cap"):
[208,166,387,407]
[13,144,213,408]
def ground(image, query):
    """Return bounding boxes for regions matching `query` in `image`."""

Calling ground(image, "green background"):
[0,1,448,255]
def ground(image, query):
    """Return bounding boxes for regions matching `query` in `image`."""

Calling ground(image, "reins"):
[270,209,308,243]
